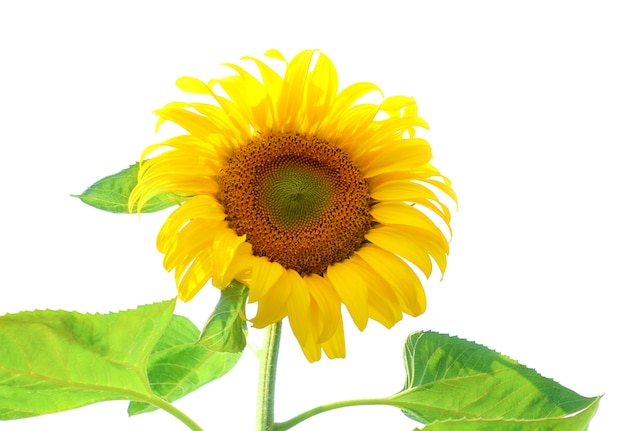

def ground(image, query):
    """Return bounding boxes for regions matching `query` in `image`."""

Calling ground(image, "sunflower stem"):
[272,398,402,431]
[146,395,204,431]
[256,321,282,431]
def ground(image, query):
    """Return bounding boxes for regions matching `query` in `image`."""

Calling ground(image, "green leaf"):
[0,299,176,420]
[199,281,248,353]
[419,396,600,430]
[72,161,189,213]
[128,283,248,416]
[392,331,600,430]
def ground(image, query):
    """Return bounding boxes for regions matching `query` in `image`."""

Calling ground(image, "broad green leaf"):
[128,283,248,416]
[151,314,202,354]
[0,300,176,420]
[72,161,189,213]
[391,331,600,430]
[419,396,600,430]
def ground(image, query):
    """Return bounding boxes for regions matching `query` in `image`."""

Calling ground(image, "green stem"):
[147,395,204,431]
[273,398,400,431]
[256,321,283,431]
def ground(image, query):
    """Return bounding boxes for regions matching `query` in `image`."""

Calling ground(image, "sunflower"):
[129,49,455,362]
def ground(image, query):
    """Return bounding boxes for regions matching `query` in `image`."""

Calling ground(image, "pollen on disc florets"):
[218,132,371,275]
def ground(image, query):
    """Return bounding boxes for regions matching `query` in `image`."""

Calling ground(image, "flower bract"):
[129,49,456,361]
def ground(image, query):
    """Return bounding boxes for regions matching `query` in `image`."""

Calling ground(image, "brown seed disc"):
[218,132,371,275]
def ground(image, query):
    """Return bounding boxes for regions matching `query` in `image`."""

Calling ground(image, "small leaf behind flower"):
[128,283,248,416]
[0,300,176,420]
[72,161,188,213]
[199,281,248,353]
[392,331,600,430]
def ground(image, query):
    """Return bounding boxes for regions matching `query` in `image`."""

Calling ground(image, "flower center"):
[219,132,371,275]
[260,159,333,230]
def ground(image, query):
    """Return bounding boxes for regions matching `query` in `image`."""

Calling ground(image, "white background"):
[1,1,624,430]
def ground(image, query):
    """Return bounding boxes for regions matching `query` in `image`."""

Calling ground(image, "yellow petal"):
[176,76,212,94]
[153,107,219,138]
[331,103,380,143]
[248,256,286,303]
[242,55,284,103]
[358,139,432,178]
[367,169,454,224]
[325,259,369,331]
[412,198,452,225]
[138,134,223,166]
[186,102,247,145]
[204,89,254,139]
[286,270,311,348]
[321,314,346,359]
[276,49,316,130]
[156,196,225,251]
[378,95,418,118]
[304,274,341,343]
[216,64,274,130]
[251,271,292,328]
[303,51,338,132]
[367,285,402,329]
[220,248,253,288]
[162,219,223,271]
[299,333,322,363]
[422,177,458,206]
[368,224,449,278]
[264,49,286,62]
[350,255,402,328]
[318,82,381,140]
[210,229,253,289]
[356,244,426,316]
[169,224,231,285]
[370,202,442,235]
[365,225,433,277]
[370,178,443,207]
[177,249,214,302]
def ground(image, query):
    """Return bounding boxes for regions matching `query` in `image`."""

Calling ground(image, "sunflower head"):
[129,49,456,362]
